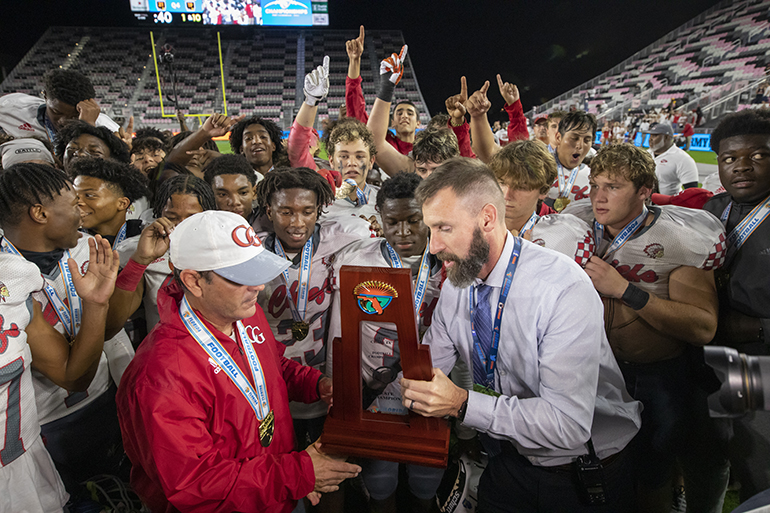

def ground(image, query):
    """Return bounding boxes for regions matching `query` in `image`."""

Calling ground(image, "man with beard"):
[399,157,641,512]
[645,122,698,195]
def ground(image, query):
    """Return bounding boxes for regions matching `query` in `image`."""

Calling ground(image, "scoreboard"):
[130,0,329,27]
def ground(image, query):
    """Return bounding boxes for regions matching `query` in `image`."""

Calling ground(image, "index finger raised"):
[398,44,408,61]
[460,76,468,99]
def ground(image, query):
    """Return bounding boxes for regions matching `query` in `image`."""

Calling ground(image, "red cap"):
[534,116,548,125]
[651,188,714,209]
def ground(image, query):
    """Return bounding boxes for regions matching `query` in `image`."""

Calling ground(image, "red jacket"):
[116,281,322,513]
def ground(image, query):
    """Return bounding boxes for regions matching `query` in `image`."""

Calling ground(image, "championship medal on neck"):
[259,409,275,447]
[554,197,571,212]
[292,321,310,341]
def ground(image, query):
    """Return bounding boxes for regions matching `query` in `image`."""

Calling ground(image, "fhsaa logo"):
[264,0,308,15]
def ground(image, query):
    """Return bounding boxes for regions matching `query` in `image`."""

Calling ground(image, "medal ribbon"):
[520,212,539,234]
[469,237,522,389]
[720,197,770,250]
[37,104,56,144]
[113,223,127,248]
[1,238,81,338]
[384,239,431,315]
[344,178,368,205]
[593,206,648,260]
[179,297,270,420]
[273,236,313,324]
[548,145,580,198]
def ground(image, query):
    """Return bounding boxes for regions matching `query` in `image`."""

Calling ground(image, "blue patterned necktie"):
[472,284,493,386]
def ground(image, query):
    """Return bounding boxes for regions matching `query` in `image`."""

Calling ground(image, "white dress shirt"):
[425,232,642,466]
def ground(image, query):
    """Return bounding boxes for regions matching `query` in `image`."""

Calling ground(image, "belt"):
[501,441,626,474]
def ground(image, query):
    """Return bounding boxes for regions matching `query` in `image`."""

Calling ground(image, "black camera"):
[704,346,770,418]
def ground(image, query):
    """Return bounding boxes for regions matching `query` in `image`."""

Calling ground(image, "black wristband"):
[621,283,650,311]
[377,74,396,103]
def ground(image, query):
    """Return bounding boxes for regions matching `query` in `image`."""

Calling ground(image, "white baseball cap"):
[170,210,290,286]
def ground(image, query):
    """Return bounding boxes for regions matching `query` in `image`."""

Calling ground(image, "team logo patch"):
[0,281,9,303]
[353,281,398,315]
[644,243,665,259]
[0,314,21,354]
[531,238,546,247]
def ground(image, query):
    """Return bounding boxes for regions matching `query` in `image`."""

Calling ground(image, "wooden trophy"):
[320,266,450,468]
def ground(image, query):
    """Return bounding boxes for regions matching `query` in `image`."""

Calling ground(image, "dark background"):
[0,0,723,119]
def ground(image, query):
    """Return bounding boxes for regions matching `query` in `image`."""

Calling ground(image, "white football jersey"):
[595,205,727,298]
[701,171,726,195]
[115,235,173,330]
[327,237,444,415]
[125,196,151,221]
[0,93,119,140]
[0,254,45,466]
[529,213,595,268]
[561,198,595,225]
[321,183,381,222]
[30,235,134,424]
[546,164,591,202]
[258,223,362,419]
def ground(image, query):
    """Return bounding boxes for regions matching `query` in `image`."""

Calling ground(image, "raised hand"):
[131,218,176,266]
[445,76,469,124]
[380,45,408,86]
[346,25,365,61]
[69,235,119,306]
[117,116,134,151]
[203,113,241,138]
[77,98,101,125]
[465,81,492,118]
[497,74,520,106]
[304,55,330,107]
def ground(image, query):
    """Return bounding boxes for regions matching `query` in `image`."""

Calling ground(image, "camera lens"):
[704,346,770,418]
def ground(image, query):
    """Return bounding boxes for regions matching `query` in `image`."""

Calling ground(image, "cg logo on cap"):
[231,225,262,248]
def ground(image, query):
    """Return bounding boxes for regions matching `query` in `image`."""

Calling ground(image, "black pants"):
[477,443,636,513]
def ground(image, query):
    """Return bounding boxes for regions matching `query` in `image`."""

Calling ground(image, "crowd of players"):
[0,23,768,513]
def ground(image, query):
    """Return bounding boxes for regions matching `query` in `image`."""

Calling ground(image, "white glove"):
[304,55,330,107]
[379,45,408,85]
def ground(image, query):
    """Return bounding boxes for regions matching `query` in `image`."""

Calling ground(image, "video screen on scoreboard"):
[130,0,329,26]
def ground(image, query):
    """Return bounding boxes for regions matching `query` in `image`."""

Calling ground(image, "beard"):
[437,227,490,288]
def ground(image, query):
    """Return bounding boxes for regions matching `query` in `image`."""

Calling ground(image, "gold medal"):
[259,410,275,447]
[554,197,571,212]
[292,321,310,341]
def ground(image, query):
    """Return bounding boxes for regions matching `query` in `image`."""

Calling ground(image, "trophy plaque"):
[320,266,450,468]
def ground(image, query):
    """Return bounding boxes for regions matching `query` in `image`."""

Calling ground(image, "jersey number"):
[0,358,25,465]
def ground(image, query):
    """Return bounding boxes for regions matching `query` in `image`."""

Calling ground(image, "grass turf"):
[688,150,718,165]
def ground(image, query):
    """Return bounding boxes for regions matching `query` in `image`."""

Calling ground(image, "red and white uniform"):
[0,253,69,512]
[31,235,134,424]
[546,164,592,203]
[117,281,321,513]
[258,223,361,420]
[701,171,726,195]
[0,93,119,140]
[327,238,444,414]
[115,235,173,331]
[529,213,596,268]
[595,206,727,297]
